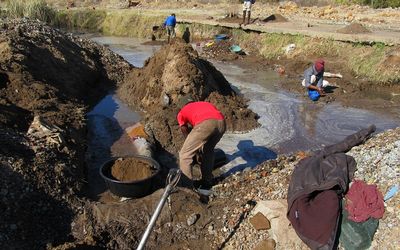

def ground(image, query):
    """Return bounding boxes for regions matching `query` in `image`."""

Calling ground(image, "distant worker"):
[182,27,191,44]
[163,13,176,43]
[302,59,326,101]
[242,0,255,26]
[177,98,226,190]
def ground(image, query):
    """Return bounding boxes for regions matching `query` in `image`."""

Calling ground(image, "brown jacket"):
[287,125,376,249]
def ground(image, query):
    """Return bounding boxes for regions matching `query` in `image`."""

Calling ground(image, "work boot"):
[242,11,247,26]
[247,11,251,25]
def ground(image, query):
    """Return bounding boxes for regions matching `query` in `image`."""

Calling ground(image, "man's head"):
[171,13,176,17]
[314,59,325,73]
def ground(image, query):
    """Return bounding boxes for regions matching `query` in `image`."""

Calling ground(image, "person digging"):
[176,97,226,191]
[163,13,176,44]
[302,59,326,101]
[242,0,255,26]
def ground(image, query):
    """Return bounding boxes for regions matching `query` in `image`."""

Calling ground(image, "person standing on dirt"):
[177,97,226,190]
[242,0,255,26]
[302,59,326,101]
[163,13,176,43]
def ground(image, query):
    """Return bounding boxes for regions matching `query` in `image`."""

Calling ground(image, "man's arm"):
[316,72,325,94]
[316,72,324,88]
[163,17,167,27]
[180,125,190,138]
[308,83,325,95]
[172,17,176,27]
[304,68,312,87]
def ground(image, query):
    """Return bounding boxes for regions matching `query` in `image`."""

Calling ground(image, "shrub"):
[335,0,400,8]
[5,0,56,23]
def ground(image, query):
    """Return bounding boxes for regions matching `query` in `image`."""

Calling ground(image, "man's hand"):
[180,125,190,138]
[317,87,326,95]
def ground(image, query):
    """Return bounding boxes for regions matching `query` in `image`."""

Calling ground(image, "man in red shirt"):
[177,100,226,189]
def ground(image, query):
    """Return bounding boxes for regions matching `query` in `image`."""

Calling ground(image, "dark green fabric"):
[339,209,379,250]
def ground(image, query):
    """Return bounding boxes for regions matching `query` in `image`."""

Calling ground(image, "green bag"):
[339,210,379,250]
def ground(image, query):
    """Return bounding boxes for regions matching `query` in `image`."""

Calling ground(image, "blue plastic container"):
[215,34,228,41]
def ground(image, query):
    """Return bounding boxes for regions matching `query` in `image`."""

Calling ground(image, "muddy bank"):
[198,42,400,111]
[117,39,259,155]
[0,18,131,248]
[273,57,400,109]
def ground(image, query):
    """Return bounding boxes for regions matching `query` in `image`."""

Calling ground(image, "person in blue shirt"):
[163,13,176,43]
[302,59,326,101]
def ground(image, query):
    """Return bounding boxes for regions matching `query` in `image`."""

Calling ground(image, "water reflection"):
[297,102,324,138]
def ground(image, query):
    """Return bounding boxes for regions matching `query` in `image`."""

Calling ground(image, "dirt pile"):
[262,14,288,23]
[111,157,153,181]
[336,22,372,34]
[0,18,131,248]
[118,40,259,154]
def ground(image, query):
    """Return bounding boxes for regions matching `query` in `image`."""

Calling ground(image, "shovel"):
[137,168,181,250]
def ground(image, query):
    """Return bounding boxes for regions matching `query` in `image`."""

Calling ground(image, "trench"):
[85,35,400,201]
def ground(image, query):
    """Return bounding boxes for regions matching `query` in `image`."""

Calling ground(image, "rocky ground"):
[206,127,400,249]
[0,16,399,250]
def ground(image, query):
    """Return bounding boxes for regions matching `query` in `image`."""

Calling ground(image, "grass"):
[55,9,107,31]
[348,44,394,83]
[102,11,164,38]
[5,0,56,23]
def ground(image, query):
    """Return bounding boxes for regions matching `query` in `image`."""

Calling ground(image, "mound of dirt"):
[262,14,288,23]
[0,19,131,248]
[336,23,371,34]
[118,40,259,154]
[111,157,153,181]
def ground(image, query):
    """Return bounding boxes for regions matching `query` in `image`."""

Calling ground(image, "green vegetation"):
[4,0,56,23]
[335,0,400,8]
[348,44,396,83]
[102,11,164,38]
[55,9,107,31]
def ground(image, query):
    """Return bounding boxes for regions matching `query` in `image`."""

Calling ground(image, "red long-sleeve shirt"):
[177,102,224,127]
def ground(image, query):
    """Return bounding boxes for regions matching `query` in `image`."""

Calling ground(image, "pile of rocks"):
[205,127,399,249]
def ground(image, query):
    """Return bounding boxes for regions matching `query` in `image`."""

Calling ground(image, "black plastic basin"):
[99,155,161,198]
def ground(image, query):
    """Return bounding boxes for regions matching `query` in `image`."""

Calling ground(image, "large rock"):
[252,199,308,249]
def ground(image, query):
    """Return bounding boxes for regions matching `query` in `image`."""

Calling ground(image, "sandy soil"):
[111,157,153,181]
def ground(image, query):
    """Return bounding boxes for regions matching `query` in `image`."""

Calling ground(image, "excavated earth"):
[117,39,259,158]
[0,18,132,249]
[0,19,258,249]
[0,18,399,250]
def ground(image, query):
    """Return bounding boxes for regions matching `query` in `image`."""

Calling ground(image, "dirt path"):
[179,16,400,45]
[126,1,400,45]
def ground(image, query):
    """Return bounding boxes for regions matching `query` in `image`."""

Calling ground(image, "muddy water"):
[88,36,400,183]
[85,37,162,201]
[212,61,399,174]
